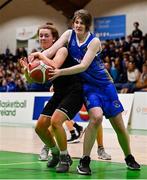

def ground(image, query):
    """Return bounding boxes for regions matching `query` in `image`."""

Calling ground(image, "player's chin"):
[41,44,50,50]
[75,29,83,34]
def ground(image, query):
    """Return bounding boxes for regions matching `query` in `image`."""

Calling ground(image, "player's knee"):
[51,118,61,130]
[92,119,102,127]
[35,122,48,135]
[89,114,103,126]
[35,124,41,135]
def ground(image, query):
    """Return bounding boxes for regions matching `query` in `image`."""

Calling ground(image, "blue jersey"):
[68,30,124,118]
[68,30,113,86]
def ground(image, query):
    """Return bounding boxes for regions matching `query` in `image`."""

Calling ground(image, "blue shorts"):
[83,83,124,119]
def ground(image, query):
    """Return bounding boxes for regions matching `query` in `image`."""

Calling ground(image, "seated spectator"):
[15,79,27,92]
[131,62,147,92]
[120,36,131,52]
[109,41,116,58]
[114,38,121,49]
[111,57,122,83]
[143,33,147,50]
[0,80,7,92]
[5,73,17,92]
[15,47,27,59]
[126,35,132,48]
[118,61,141,93]
[135,44,145,71]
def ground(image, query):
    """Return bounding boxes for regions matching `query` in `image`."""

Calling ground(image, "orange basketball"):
[79,104,89,121]
[27,59,54,84]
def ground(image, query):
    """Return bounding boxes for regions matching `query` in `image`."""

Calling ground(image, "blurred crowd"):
[0,22,147,93]
[0,47,28,92]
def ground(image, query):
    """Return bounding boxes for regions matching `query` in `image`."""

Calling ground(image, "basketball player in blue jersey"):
[30,9,140,175]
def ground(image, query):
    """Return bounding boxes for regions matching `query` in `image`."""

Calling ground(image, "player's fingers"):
[23,57,28,63]
[48,68,54,73]
[48,76,56,81]
[19,58,25,66]
[28,55,34,63]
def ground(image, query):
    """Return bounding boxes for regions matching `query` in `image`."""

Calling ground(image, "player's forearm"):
[60,64,87,76]
[41,55,56,67]
[42,48,56,59]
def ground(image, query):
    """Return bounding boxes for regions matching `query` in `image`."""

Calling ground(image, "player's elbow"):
[80,63,89,72]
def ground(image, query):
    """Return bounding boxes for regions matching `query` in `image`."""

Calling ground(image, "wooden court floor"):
[0,124,147,179]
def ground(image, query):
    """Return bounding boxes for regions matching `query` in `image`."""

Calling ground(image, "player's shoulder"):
[88,34,102,51]
[89,32,100,43]
[63,29,72,36]
[89,36,101,47]
[93,35,101,43]
[57,46,68,54]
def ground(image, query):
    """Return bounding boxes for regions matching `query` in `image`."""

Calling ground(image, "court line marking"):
[0,161,42,166]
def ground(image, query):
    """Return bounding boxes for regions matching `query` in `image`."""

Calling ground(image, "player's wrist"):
[60,69,64,76]
[42,50,49,58]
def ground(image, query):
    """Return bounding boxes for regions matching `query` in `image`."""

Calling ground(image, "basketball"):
[27,59,54,84]
[79,104,89,121]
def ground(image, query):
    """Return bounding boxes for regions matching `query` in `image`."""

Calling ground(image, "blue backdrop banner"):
[32,96,83,122]
[94,15,126,40]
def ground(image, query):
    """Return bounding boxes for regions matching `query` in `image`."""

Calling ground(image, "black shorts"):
[41,84,83,120]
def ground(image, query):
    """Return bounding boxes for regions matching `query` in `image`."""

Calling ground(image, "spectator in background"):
[143,33,147,50]
[5,47,13,59]
[120,36,131,52]
[135,44,145,71]
[101,42,109,60]
[119,61,141,93]
[132,22,143,47]
[15,47,28,59]
[0,80,8,92]
[111,57,122,83]
[130,62,147,92]
[104,58,121,84]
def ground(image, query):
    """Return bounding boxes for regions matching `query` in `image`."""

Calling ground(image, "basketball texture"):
[27,59,54,84]
[79,104,89,121]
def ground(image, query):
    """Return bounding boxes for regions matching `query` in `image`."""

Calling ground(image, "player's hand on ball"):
[27,60,55,83]
[28,52,46,63]
[48,68,62,81]
[19,57,29,69]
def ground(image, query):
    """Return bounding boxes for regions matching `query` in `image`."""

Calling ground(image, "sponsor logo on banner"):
[136,106,147,114]
[131,92,147,129]
[94,15,126,40]
[0,100,27,117]
[33,96,51,120]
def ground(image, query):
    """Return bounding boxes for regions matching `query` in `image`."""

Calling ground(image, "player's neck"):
[77,32,89,43]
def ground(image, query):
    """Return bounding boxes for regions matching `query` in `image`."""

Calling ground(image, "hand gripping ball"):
[28,59,54,84]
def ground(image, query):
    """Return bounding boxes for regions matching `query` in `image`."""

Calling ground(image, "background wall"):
[86,0,147,35]
[0,0,67,54]
[0,92,146,130]
[0,0,147,54]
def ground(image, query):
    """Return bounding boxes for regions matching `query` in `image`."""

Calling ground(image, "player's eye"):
[39,34,49,38]
[44,34,49,38]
